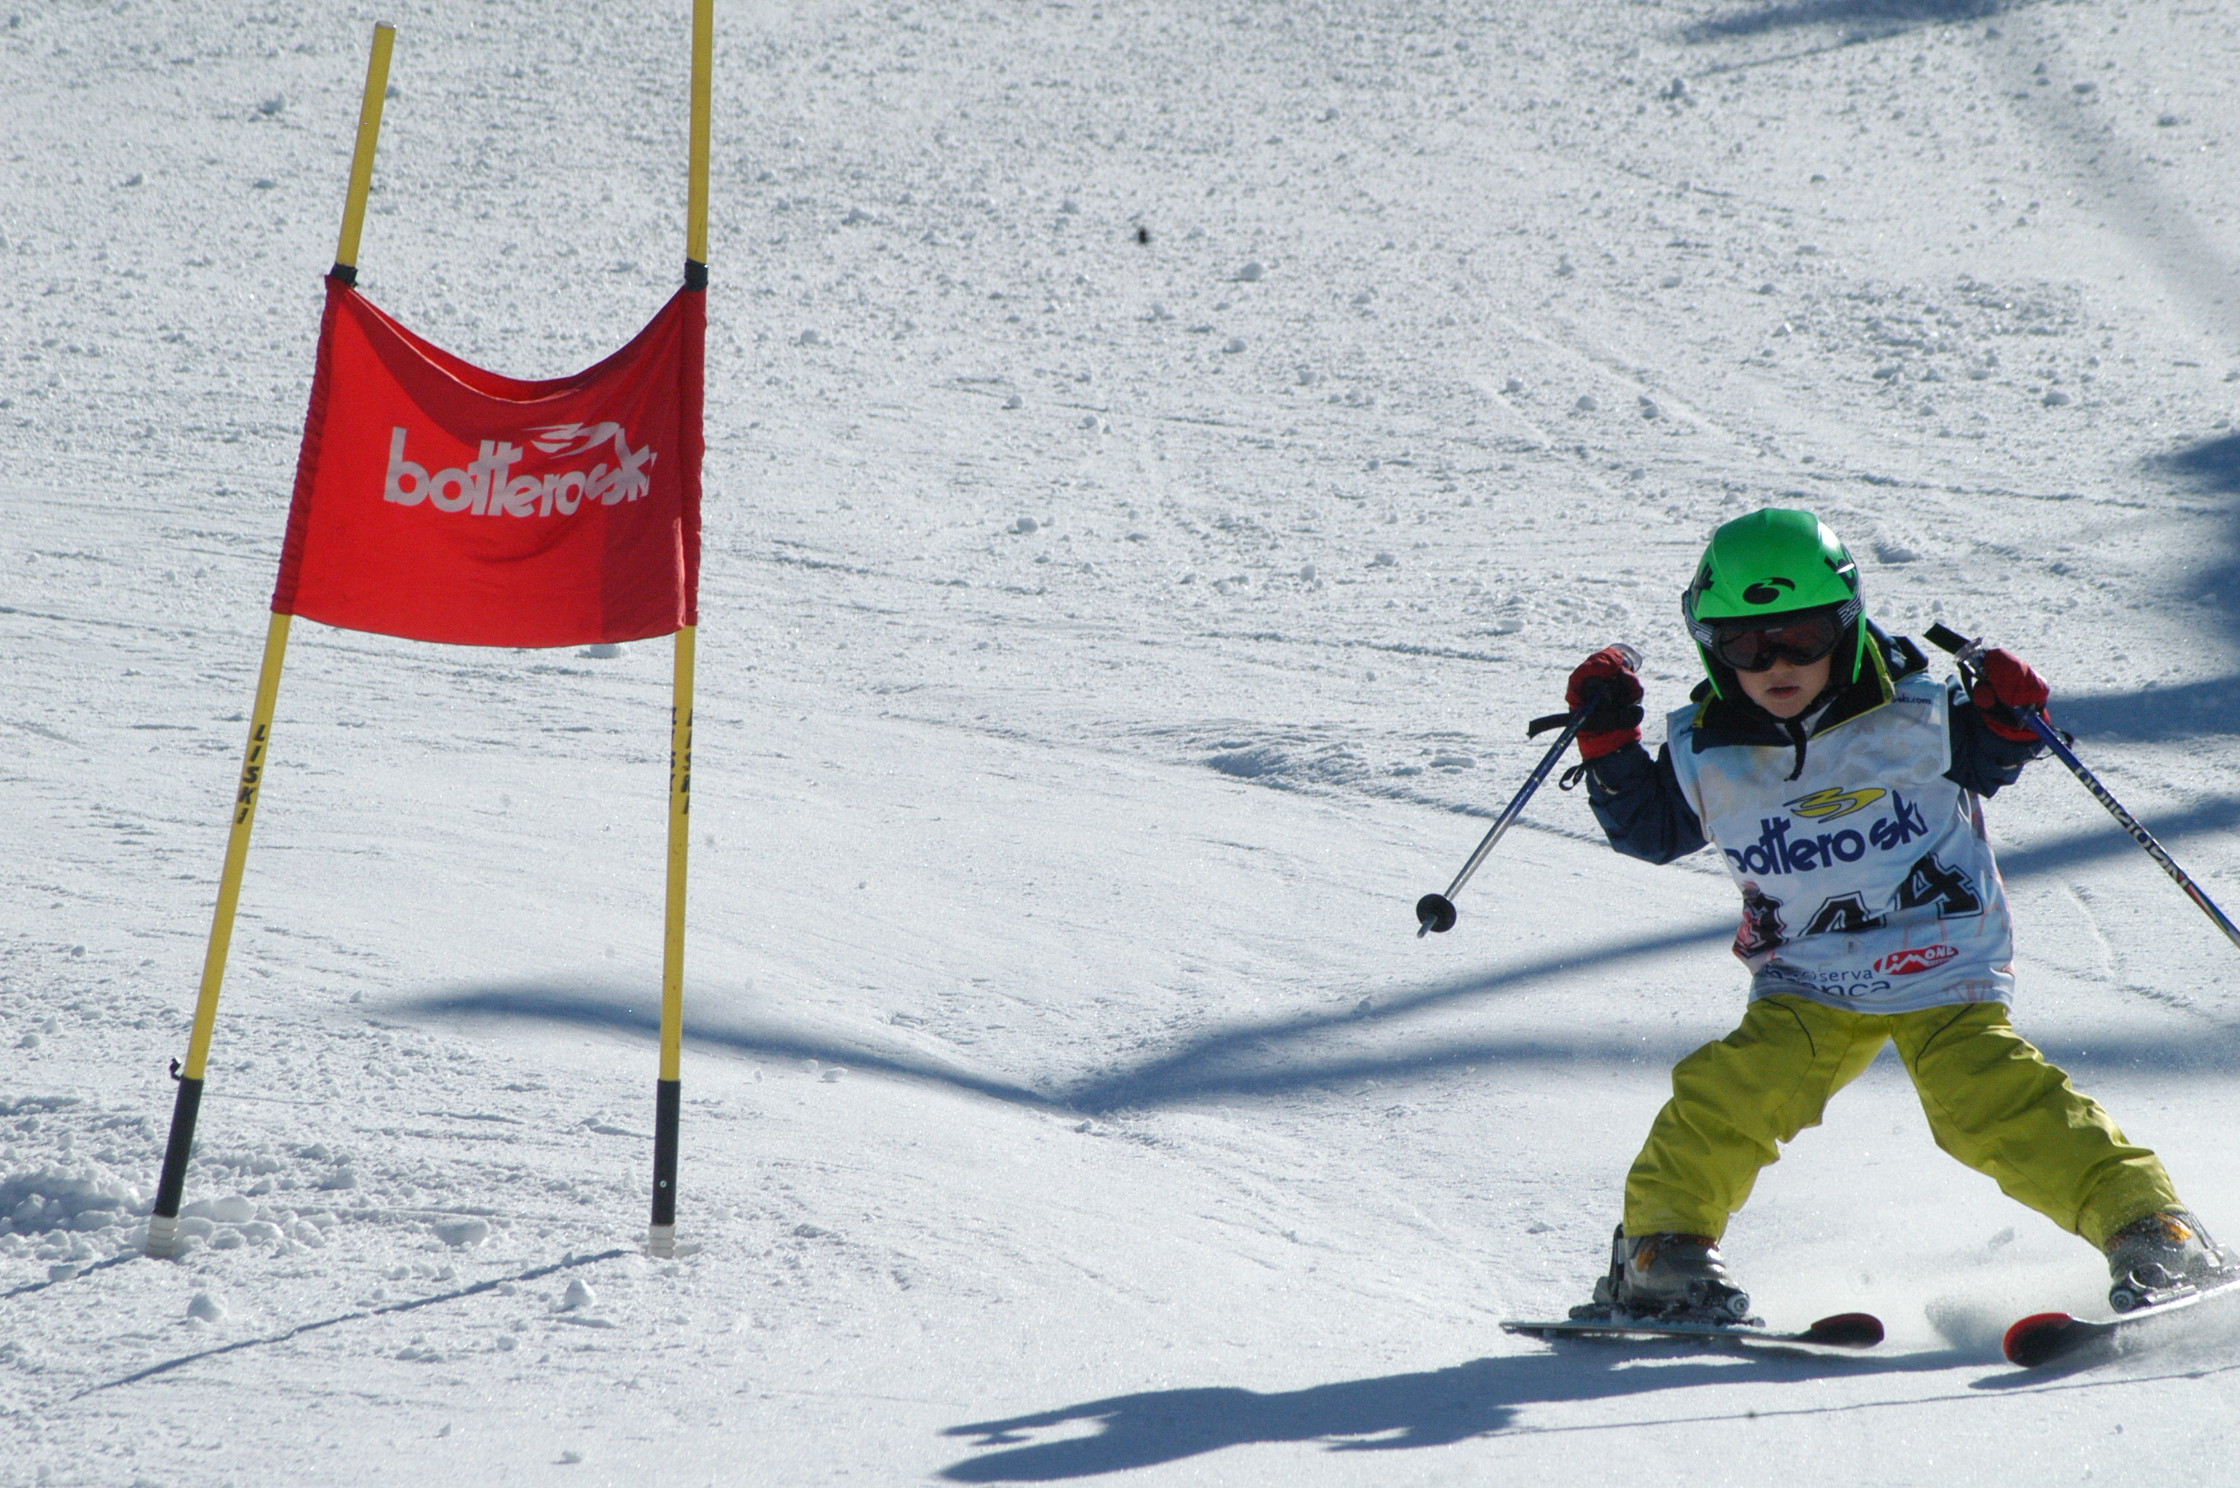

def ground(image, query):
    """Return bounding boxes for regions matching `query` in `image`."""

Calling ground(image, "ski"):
[2003,1275,2240,1369]
[1503,1310,1883,1350]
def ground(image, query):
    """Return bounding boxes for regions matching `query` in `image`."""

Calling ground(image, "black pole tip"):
[1416,893,1458,935]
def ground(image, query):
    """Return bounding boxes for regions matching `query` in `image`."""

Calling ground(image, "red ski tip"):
[2003,1311,2076,1365]
[1804,1312,1884,1346]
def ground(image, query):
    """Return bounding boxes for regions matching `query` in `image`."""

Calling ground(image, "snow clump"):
[0,1164,144,1239]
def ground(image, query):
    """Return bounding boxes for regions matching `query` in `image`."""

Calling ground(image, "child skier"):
[1562,506,2233,1323]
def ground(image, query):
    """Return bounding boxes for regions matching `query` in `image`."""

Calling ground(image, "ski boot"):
[2103,1209,2240,1312]
[1573,1225,1757,1325]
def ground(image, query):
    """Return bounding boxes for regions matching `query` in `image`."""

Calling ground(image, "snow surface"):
[7,0,2240,1482]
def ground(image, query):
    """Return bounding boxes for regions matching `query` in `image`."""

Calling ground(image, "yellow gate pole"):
[332,22,395,285]
[146,613,292,1257]
[649,0,711,1259]
[649,625,695,1255]
[685,0,712,278]
[147,22,395,1260]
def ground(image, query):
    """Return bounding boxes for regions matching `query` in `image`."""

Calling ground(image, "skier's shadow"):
[936,1342,1974,1481]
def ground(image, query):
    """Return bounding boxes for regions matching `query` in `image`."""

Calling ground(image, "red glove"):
[1567,647,1645,760]
[1970,648,2050,743]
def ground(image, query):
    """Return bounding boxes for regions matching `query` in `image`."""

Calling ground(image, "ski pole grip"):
[1923,620,1989,693]
[1527,641,1640,739]
[1924,622,1973,657]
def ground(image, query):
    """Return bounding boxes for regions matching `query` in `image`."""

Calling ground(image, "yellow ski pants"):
[1624,995,2179,1250]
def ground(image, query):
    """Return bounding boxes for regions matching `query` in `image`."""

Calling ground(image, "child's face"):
[1736,653,1833,719]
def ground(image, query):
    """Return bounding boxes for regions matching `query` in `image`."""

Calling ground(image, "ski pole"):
[1926,621,2240,955]
[1416,643,1640,936]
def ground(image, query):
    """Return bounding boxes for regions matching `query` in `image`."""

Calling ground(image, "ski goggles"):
[1704,608,1846,672]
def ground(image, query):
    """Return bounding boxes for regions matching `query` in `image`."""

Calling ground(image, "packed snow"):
[6,0,2240,1483]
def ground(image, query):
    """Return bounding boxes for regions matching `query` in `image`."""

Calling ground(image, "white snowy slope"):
[5,0,2240,1482]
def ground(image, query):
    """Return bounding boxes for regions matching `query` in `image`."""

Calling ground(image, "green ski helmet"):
[1682,507,1865,697]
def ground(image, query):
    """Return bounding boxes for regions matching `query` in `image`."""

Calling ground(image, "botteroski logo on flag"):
[382,422,657,517]
[272,277,703,648]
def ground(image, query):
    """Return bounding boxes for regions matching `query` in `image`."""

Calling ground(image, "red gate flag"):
[272,277,703,647]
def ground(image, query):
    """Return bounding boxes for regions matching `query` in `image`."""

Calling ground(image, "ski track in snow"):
[7,1,2240,1483]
